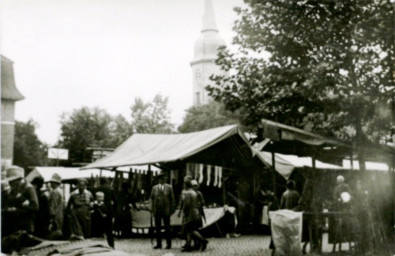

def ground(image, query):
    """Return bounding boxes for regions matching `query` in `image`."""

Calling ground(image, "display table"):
[131,206,236,234]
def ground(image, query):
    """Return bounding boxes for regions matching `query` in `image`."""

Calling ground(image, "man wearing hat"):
[66,179,93,239]
[149,173,175,249]
[3,166,39,236]
[48,173,64,239]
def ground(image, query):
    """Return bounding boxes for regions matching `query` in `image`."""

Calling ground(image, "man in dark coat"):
[3,166,39,236]
[31,176,50,238]
[149,173,175,249]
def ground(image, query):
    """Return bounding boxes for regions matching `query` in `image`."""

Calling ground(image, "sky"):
[1,0,244,145]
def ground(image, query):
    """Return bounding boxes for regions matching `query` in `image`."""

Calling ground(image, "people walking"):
[48,173,64,239]
[67,179,93,240]
[179,178,208,252]
[149,173,175,249]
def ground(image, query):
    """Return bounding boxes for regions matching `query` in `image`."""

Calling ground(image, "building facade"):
[1,56,24,170]
[191,0,226,106]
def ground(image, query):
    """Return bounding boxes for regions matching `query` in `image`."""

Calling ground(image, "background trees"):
[57,107,132,166]
[178,101,241,133]
[57,94,174,165]
[13,119,47,172]
[207,0,394,151]
[130,94,174,133]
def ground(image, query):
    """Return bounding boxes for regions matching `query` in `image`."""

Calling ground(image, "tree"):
[207,0,394,167]
[178,101,241,133]
[130,94,174,133]
[57,107,132,166]
[13,119,47,172]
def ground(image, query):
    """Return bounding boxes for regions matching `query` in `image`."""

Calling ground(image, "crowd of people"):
[1,164,376,255]
[1,166,210,253]
[1,166,140,251]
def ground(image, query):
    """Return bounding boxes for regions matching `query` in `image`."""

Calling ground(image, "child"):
[91,191,114,248]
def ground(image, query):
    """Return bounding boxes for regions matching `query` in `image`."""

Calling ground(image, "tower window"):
[195,69,201,79]
[196,92,201,105]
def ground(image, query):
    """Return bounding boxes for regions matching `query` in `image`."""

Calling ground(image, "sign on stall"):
[48,148,69,160]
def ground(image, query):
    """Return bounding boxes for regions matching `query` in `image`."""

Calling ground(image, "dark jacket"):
[149,183,175,216]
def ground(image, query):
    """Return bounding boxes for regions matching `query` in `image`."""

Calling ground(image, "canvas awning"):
[82,125,269,170]
[26,165,160,183]
[259,152,390,180]
[259,119,395,167]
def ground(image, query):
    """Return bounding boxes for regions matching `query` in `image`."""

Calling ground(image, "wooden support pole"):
[271,145,277,195]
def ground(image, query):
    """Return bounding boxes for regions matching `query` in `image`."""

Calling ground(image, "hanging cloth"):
[186,162,193,177]
[206,165,212,186]
[198,164,204,184]
[214,166,219,187]
[194,163,199,180]
[218,167,223,188]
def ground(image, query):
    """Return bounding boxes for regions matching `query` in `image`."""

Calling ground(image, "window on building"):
[196,92,201,105]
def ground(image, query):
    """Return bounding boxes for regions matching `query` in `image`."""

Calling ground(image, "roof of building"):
[1,55,24,101]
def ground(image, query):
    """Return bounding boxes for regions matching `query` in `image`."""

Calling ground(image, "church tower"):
[191,0,226,106]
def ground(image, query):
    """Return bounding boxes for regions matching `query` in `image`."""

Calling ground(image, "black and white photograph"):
[1,0,394,255]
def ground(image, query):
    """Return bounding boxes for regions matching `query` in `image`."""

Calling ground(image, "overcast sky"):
[1,0,244,145]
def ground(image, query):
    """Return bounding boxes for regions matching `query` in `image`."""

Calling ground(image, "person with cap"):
[3,166,39,236]
[179,178,208,252]
[1,180,11,236]
[31,176,50,238]
[66,179,93,240]
[191,180,208,251]
[48,173,64,239]
[149,172,175,249]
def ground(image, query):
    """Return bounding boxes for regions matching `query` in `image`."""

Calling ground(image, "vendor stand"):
[82,125,271,236]
[257,119,395,254]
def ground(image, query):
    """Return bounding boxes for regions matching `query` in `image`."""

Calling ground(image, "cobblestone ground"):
[115,235,272,256]
[113,233,366,256]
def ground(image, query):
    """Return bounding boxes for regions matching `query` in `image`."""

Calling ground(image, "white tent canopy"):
[260,152,389,180]
[83,125,268,170]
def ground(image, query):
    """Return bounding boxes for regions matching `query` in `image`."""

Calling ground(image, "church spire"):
[201,0,218,32]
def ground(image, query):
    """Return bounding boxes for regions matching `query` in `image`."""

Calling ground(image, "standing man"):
[280,180,300,210]
[149,173,175,249]
[31,176,50,238]
[3,166,39,235]
[67,179,93,240]
[48,173,64,239]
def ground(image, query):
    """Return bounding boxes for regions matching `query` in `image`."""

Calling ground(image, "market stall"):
[83,125,271,233]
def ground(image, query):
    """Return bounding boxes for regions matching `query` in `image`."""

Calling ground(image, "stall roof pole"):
[271,142,277,195]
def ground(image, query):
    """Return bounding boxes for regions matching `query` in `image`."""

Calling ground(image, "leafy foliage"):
[13,119,47,171]
[57,107,132,165]
[130,94,174,133]
[207,0,394,145]
[178,101,241,133]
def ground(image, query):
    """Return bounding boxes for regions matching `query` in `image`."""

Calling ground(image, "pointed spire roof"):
[201,0,218,32]
[191,0,226,64]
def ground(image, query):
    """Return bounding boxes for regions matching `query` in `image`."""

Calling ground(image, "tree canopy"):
[13,119,47,172]
[178,101,241,133]
[207,0,394,147]
[57,107,132,166]
[130,94,174,133]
